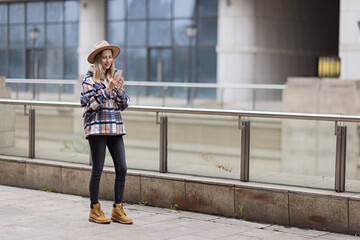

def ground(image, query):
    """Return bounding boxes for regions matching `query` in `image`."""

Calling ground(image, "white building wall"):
[339,0,360,79]
[217,0,338,104]
[78,0,106,76]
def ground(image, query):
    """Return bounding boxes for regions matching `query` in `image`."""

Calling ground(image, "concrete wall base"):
[0,155,359,235]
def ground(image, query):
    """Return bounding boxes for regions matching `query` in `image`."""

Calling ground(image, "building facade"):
[0,0,359,102]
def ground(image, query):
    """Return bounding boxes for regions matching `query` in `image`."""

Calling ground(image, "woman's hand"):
[106,77,121,94]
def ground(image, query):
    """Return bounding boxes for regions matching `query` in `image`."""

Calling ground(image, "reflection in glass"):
[0,49,7,76]
[197,47,216,98]
[149,48,172,96]
[9,3,24,24]
[173,20,193,46]
[9,49,25,78]
[65,48,78,79]
[173,48,189,83]
[107,0,125,21]
[107,21,125,46]
[0,4,7,24]
[46,1,63,22]
[149,0,171,19]
[65,1,79,22]
[46,24,63,47]
[149,21,171,46]
[27,25,45,47]
[0,26,7,47]
[27,49,46,79]
[127,21,146,46]
[127,0,146,19]
[27,2,44,23]
[65,23,78,47]
[199,0,218,17]
[9,25,25,47]
[198,19,217,45]
[126,48,146,81]
[46,49,63,78]
[173,0,196,18]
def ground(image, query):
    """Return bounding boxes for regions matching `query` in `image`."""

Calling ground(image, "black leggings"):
[88,135,127,206]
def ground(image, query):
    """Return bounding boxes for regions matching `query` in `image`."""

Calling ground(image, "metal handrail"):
[1,98,360,122]
[6,78,286,90]
[0,98,352,192]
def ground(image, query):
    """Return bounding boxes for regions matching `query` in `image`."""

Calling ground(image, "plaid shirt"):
[80,67,130,139]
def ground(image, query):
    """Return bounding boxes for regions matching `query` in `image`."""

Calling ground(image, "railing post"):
[29,107,35,158]
[335,122,347,192]
[159,114,168,173]
[240,117,250,182]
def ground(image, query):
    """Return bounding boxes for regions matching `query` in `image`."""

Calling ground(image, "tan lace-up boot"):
[89,203,111,224]
[111,203,133,224]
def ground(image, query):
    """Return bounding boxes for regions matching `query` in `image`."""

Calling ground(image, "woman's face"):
[100,49,113,70]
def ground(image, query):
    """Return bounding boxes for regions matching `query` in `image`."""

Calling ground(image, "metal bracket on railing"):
[156,112,161,124]
[240,117,250,182]
[335,121,347,192]
[24,105,29,116]
[28,107,36,159]
[159,115,168,173]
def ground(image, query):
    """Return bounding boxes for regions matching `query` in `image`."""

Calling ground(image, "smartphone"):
[114,70,123,79]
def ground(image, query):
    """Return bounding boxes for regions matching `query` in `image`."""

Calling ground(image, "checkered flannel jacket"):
[80,68,130,139]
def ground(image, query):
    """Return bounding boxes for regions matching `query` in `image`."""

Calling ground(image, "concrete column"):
[339,0,360,79]
[78,0,106,76]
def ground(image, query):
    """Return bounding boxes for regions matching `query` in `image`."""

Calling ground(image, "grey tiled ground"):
[0,185,358,240]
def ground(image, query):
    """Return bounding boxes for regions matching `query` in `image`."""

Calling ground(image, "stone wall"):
[0,156,358,235]
[282,77,360,181]
[0,76,15,149]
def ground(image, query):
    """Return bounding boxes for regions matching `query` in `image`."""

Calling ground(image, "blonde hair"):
[93,50,115,83]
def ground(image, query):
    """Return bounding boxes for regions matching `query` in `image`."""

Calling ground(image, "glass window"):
[65,48,78,79]
[113,50,125,73]
[198,18,217,45]
[9,25,25,47]
[27,25,45,48]
[126,48,146,81]
[46,49,64,78]
[107,0,125,21]
[173,19,193,46]
[107,21,125,46]
[198,47,216,83]
[9,3,25,24]
[149,0,171,19]
[149,20,171,46]
[127,21,146,46]
[9,49,25,78]
[65,1,79,22]
[46,24,63,47]
[46,1,63,23]
[0,26,7,47]
[173,48,189,82]
[199,0,218,17]
[65,23,78,47]
[0,49,7,76]
[0,4,7,24]
[127,0,146,19]
[27,49,46,79]
[173,0,196,18]
[27,2,45,23]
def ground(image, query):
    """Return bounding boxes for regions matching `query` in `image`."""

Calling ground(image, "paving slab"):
[0,185,358,240]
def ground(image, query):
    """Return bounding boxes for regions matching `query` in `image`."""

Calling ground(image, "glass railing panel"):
[167,113,241,179]
[118,111,159,171]
[34,106,89,164]
[0,104,28,157]
[249,118,336,190]
[7,82,76,102]
[344,122,360,193]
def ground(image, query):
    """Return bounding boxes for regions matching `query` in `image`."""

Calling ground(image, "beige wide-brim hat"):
[87,40,121,64]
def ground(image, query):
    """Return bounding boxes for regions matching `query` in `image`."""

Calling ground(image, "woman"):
[80,40,132,224]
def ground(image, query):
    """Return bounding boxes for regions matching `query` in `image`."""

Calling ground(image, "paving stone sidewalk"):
[0,185,358,240]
